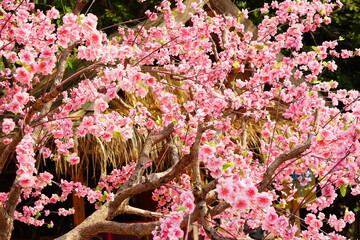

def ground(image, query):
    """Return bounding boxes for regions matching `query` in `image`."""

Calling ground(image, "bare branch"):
[208,200,230,217]
[124,205,167,219]
[203,179,218,196]
[124,123,175,187]
[73,0,88,15]
[55,220,160,240]
[193,124,204,199]
[198,200,235,240]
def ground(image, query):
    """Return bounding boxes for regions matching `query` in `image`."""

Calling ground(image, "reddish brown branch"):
[258,133,314,192]
[73,0,88,15]
[124,123,175,187]
[259,109,320,192]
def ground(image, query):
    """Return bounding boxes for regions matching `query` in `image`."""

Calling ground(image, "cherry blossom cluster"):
[2,161,136,227]
[152,174,194,240]
[0,0,360,238]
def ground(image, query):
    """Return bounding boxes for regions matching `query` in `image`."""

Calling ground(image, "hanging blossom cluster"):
[0,160,137,227]
[152,174,195,240]
[0,0,359,239]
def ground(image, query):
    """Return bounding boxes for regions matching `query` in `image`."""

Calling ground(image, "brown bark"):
[0,205,14,240]
[0,180,21,240]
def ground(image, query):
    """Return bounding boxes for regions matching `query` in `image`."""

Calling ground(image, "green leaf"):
[100,191,108,202]
[339,36,345,41]
[230,81,236,86]
[311,79,321,84]
[254,44,267,49]
[223,162,235,170]
[177,205,186,212]
[34,212,41,220]
[311,46,320,53]
[112,131,122,137]
[340,184,348,197]
[0,61,5,71]
[272,62,283,69]
[307,91,316,96]
[232,60,240,69]
[47,224,52,229]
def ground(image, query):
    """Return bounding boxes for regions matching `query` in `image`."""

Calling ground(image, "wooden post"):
[72,170,85,226]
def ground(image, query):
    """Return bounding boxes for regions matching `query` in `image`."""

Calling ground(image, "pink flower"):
[182,199,195,213]
[244,186,258,199]
[200,145,216,156]
[67,153,80,165]
[145,10,158,21]
[328,60,337,71]
[233,196,250,212]
[344,211,355,224]
[2,118,15,134]
[18,174,35,188]
[305,213,317,225]
[341,50,353,58]
[309,219,323,230]
[256,192,272,208]
[14,91,29,104]
[0,193,9,203]
[19,48,35,65]
[94,98,109,114]
[334,219,346,232]
[169,212,183,224]
[15,67,32,86]
[58,208,75,216]
[2,138,12,144]
[216,183,232,200]
[39,172,53,184]
[144,76,156,86]
[89,32,101,45]
[46,8,60,19]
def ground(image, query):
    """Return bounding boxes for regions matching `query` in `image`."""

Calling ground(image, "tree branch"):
[258,109,320,191]
[258,133,314,192]
[4,180,21,217]
[55,220,160,240]
[73,0,88,15]
[124,205,167,219]
[124,123,175,187]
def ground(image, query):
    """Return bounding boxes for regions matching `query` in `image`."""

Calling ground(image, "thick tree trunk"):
[0,205,14,240]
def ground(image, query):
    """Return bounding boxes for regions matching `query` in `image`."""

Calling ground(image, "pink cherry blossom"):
[256,192,272,208]
[67,153,80,165]
[2,118,15,134]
